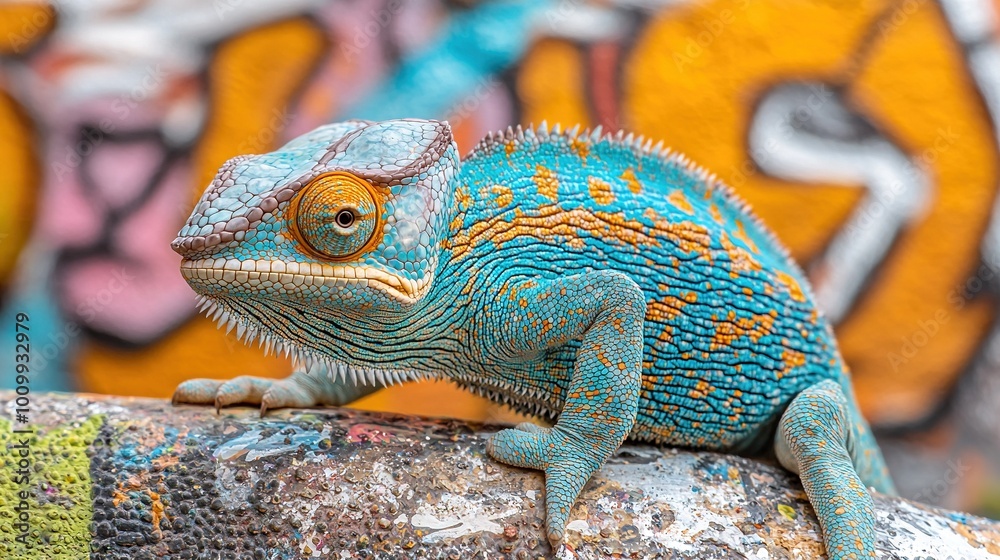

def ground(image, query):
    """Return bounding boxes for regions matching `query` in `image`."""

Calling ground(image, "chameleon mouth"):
[179,258,425,303]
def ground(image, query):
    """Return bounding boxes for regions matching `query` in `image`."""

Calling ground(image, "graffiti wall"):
[2,0,999,515]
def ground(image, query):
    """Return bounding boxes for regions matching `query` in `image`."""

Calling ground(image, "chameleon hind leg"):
[482,271,645,547]
[774,379,892,559]
[172,362,381,414]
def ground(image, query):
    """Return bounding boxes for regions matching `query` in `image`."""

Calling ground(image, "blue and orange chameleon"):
[171,119,895,558]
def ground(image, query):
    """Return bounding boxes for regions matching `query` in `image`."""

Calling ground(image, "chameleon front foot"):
[172,365,382,414]
[172,373,321,415]
[487,424,602,548]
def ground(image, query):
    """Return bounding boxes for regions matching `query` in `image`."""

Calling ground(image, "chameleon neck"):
[214,288,467,378]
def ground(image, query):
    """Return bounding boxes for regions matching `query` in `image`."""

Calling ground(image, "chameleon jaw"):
[179,258,428,304]
[190,293,434,388]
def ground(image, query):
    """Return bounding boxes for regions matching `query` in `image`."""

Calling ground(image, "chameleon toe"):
[214,375,273,409]
[487,427,602,547]
[172,378,226,405]
[486,427,551,470]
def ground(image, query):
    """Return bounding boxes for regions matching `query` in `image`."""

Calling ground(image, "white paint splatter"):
[879,501,997,559]
[410,493,518,543]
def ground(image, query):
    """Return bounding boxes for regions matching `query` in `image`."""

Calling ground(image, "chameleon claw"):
[548,530,564,551]
[259,403,269,417]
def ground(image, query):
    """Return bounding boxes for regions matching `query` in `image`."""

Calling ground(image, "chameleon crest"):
[173,119,894,559]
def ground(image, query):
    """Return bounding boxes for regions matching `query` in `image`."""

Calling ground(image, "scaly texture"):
[170,119,895,558]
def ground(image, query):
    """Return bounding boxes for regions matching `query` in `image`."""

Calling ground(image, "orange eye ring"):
[287,172,385,262]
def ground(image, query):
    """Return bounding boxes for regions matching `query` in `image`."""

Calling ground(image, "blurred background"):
[1,0,999,519]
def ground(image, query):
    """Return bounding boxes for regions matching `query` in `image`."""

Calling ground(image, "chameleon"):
[171,118,895,558]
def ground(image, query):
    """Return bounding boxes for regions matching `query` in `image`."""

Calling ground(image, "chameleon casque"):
[171,118,895,557]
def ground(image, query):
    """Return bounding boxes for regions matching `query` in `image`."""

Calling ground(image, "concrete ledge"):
[3,391,1000,559]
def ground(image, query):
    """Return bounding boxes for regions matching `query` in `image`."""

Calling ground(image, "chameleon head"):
[171,119,459,313]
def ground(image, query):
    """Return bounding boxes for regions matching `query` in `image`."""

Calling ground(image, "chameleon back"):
[442,125,844,451]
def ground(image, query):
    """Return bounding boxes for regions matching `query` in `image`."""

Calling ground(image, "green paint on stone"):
[0,415,102,558]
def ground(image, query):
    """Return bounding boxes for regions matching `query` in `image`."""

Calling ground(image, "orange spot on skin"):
[571,137,591,160]
[780,348,807,379]
[454,185,472,210]
[588,176,615,205]
[504,140,517,157]
[491,184,514,207]
[621,167,643,194]
[710,203,723,223]
[641,423,678,442]
[534,165,560,201]
[688,379,713,398]
[733,220,760,253]
[711,313,775,350]
[642,208,714,257]
[720,232,763,277]
[646,296,688,323]
[775,271,807,302]
[668,190,695,214]
[446,203,711,260]
[647,294,689,345]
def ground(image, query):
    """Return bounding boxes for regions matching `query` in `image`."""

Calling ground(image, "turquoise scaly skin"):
[171,119,895,557]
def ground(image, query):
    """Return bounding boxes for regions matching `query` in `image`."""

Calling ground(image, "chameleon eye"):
[292,172,381,260]
[335,209,355,229]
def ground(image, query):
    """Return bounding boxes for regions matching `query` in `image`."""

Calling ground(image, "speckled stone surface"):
[2,391,1000,559]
